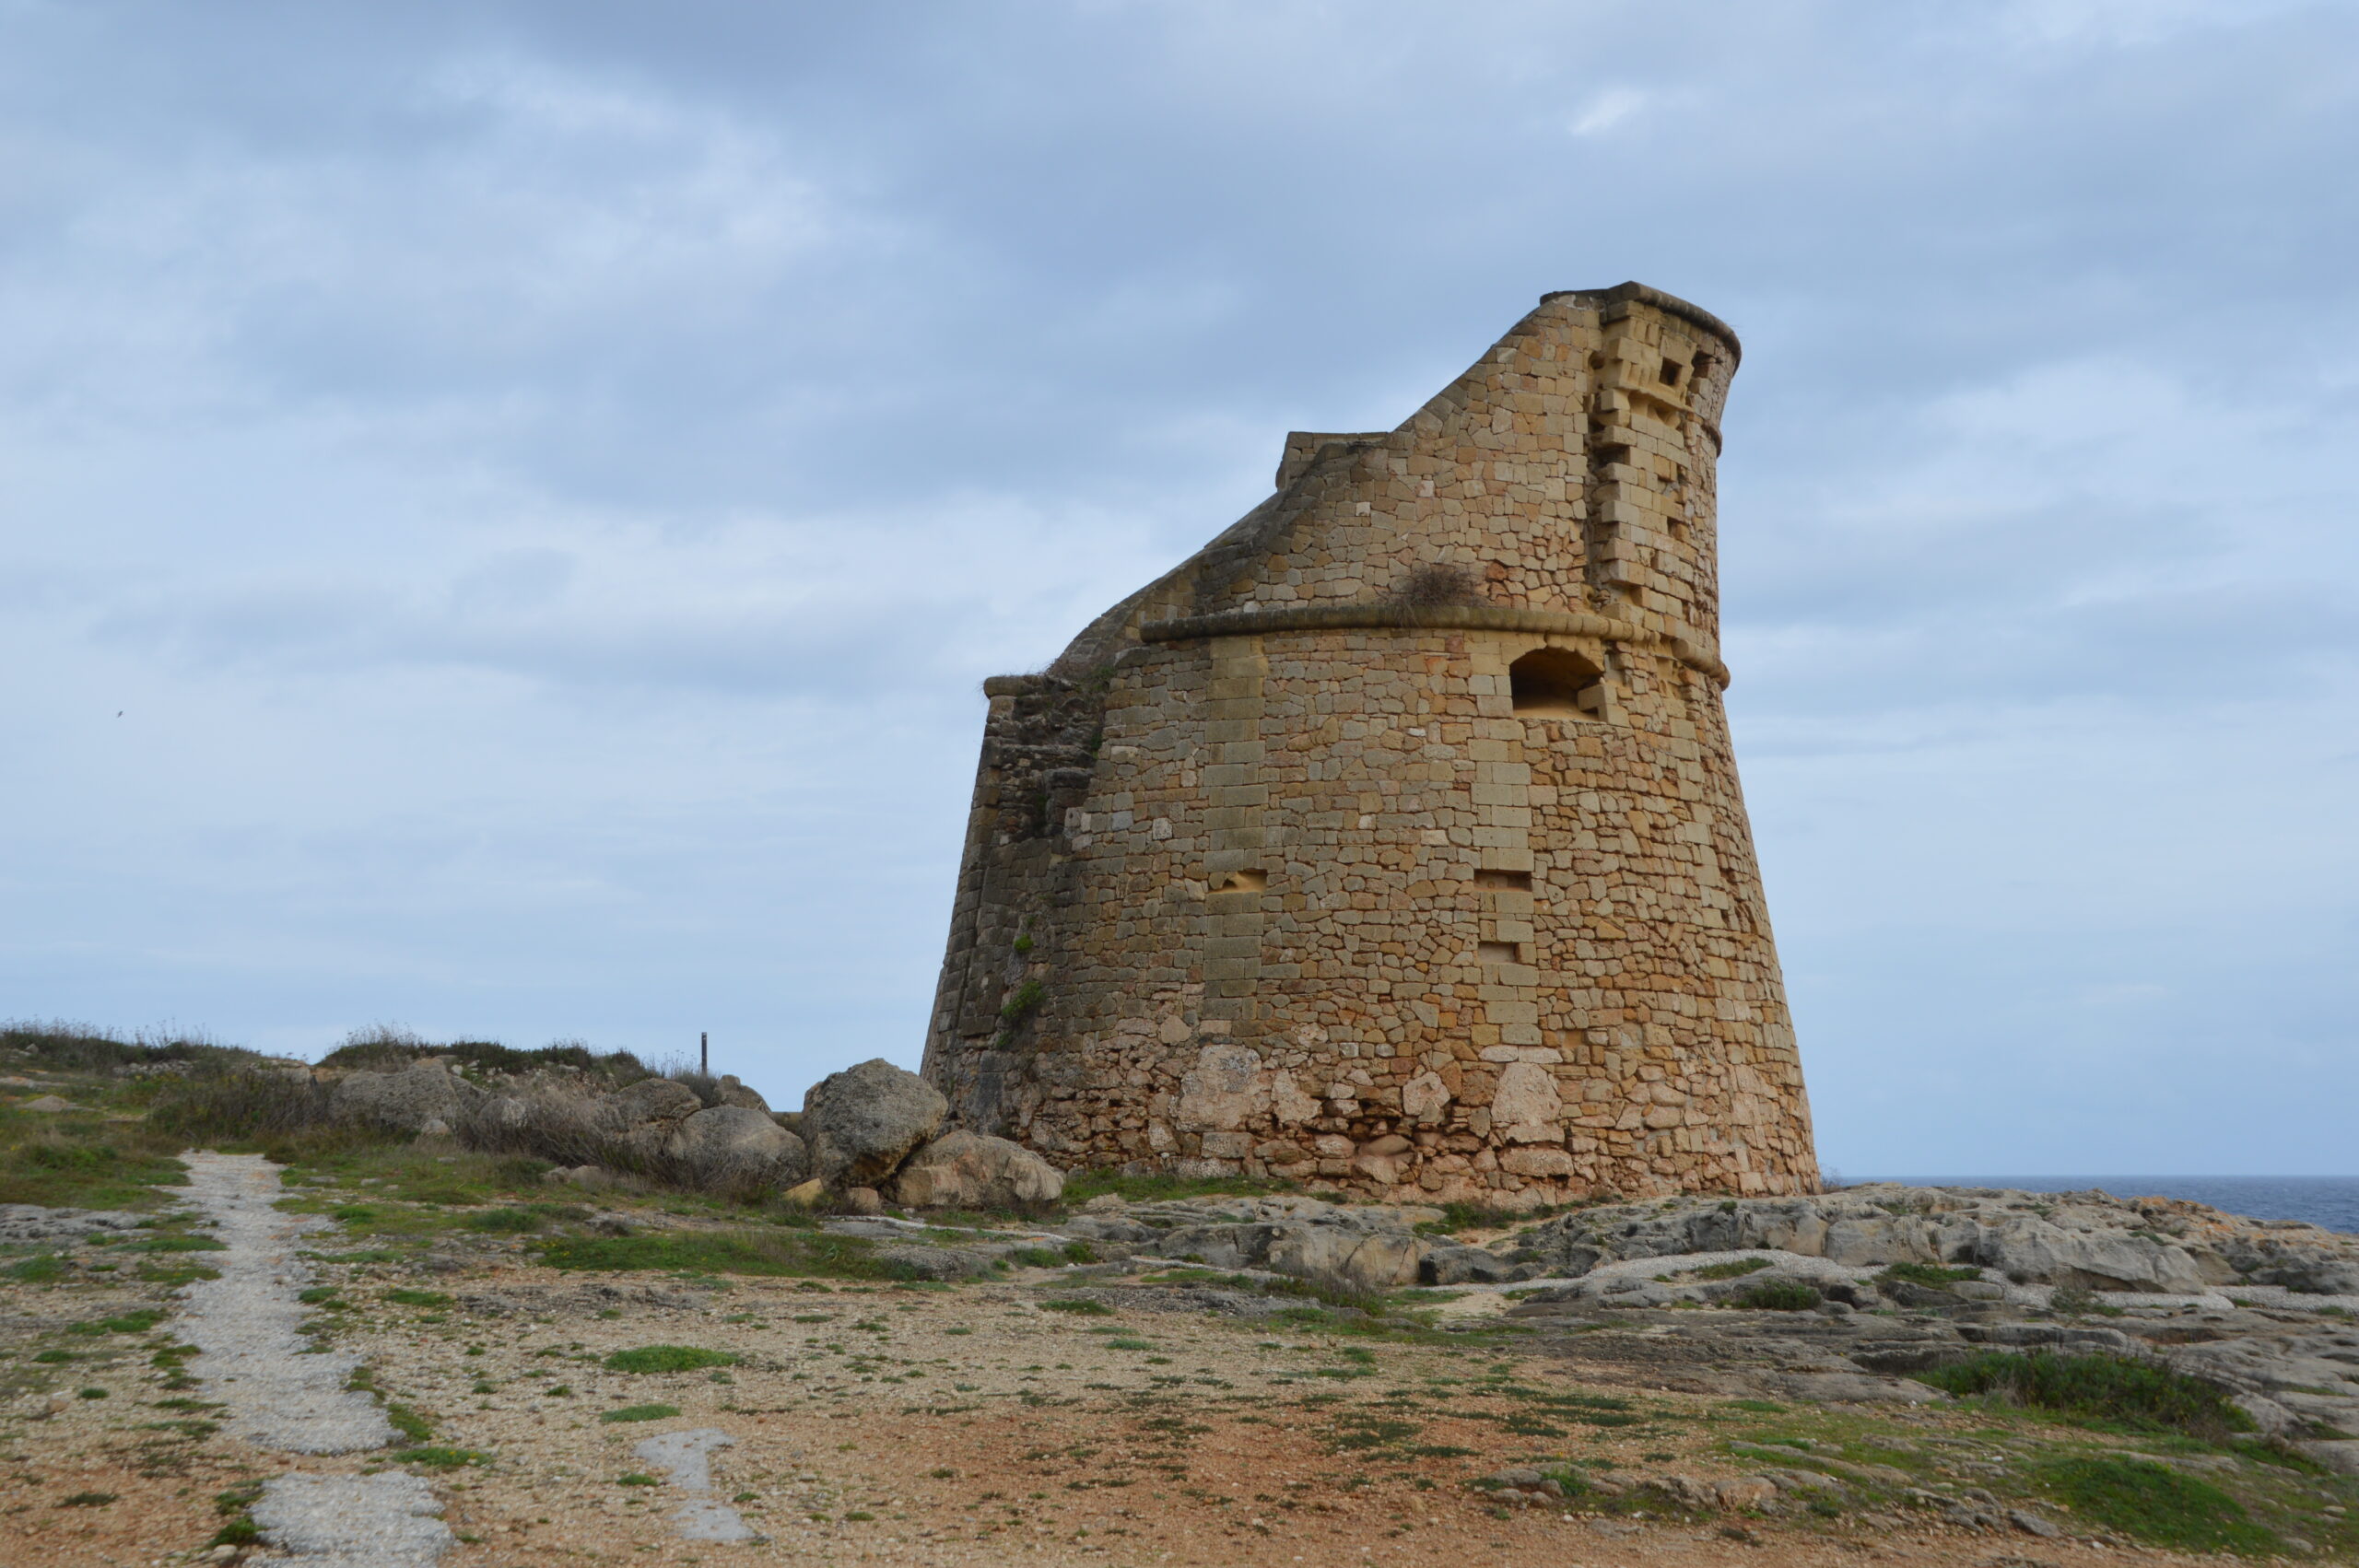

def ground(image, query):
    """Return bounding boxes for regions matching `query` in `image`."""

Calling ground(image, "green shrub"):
[57,1491,117,1507]
[601,1403,682,1422]
[1,1018,244,1074]
[1040,1298,1113,1316]
[147,1066,335,1144]
[998,980,1046,1025]
[1729,1281,1822,1311]
[134,1235,226,1253]
[618,1472,660,1487]
[1919,1352,2255,1441]
[1003,1246,1066,1269]
[2037,1457,2276,1553]
[604,1345,739,1374]
[209,1517,261,1548]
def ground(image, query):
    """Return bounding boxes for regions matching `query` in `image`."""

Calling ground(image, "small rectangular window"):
[1211,869,1267,894]
[1477,941,1521,965]
[1473,870,1532,891]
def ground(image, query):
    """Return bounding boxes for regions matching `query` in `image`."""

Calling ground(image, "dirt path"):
[178,1152,452,1564]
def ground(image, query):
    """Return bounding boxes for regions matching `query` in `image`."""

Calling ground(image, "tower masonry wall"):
[921,284,1819,1206]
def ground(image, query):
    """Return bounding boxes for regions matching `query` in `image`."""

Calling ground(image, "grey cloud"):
[2,0,2354,1164]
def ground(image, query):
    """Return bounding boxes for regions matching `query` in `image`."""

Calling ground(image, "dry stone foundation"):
[923,284,1819,1205]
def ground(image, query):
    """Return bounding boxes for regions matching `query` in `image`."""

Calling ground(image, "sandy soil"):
[1,1245,2233,1568]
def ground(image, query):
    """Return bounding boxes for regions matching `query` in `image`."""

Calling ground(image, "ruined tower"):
[922,284,1817,1204]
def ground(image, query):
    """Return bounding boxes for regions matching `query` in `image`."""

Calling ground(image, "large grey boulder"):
[329,1061,472,1134]
[1969,1215,2210,1293]
[599,1078,708,1170]
[1147,1200,1432,1293]
[886,1130,1062,1209]
[801,1059,946,1188]
[604,1077,705,1128]
[667,1106,806,1195]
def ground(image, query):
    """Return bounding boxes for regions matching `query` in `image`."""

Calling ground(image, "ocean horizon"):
[1862,1176,2359,1235]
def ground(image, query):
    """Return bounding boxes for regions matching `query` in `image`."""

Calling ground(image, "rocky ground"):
[4,1059,2358,1565]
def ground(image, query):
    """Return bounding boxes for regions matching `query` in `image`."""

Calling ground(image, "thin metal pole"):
[700,1032,708,1076]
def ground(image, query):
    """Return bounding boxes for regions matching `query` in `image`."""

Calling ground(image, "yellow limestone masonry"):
[921,284,1819,1205]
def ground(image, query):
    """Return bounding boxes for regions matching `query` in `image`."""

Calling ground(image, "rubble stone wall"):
[922,284,1818,1205]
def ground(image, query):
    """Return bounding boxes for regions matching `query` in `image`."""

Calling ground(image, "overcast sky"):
[4,0,2353,1175]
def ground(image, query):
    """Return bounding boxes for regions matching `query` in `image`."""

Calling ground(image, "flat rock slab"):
[634,1426,760,1544]
[251,1473,452,1566]
[0,1202,149,1243]
[1770,1372,1944,1404]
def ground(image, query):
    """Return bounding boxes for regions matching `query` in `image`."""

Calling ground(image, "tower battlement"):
[922,286,1817,1205]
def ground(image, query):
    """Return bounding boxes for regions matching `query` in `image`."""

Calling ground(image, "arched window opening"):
[1509,648,1606,718]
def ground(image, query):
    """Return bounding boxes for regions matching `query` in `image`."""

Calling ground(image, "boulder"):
[801,1059,946,1188]
[604,1077,705,1128]
[715,1075,769,1113]
[668,1106,807,1195]
[1150,1206,1431,1294]
[329,1060,472,1133]
[886,1130,1062,1209]
[1420,1241,1521,1285]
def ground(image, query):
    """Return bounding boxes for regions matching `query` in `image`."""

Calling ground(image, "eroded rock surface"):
[887,1129,1063,1208]
[802,1059,947,1188]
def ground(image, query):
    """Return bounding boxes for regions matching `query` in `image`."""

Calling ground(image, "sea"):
[1865,1176,2359,1235]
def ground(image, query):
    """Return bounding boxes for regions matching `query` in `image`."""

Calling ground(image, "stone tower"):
[922,283,1817,1204]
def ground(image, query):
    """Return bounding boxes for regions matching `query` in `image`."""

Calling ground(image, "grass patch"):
[1879,1262,1984,1288]
[604,1344,740,1374]
[1690,1257,1773,1281]
[133,1234,226,1253]
[57,1491,118,1507]
[2037,1456,2277,1553]
[384,1288,452,1308]
[1408,1199,1590,1235]
[537,1228,907,1281]
[393,1445,488,1470]
[1728,1281,1821,1311]
[72,1308,165,1335]
[0,1117,190,1210]
[1041,1298,1114,1316]
[1918,1352,2256,1441]
[601,1402,682,1422]
[6,1253,69,1282]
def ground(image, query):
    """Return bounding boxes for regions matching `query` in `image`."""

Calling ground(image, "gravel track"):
[178,1152,452,1564]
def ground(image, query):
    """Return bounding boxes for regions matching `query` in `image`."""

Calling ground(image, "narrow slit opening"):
[1473,870,1533,892]
[1211,869,1268,895]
